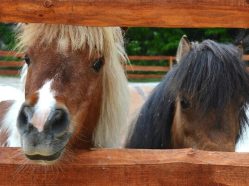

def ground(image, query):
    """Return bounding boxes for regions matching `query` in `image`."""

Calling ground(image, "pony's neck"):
[70,107,101,149]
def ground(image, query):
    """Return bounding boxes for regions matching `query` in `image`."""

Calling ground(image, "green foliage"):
[125,28,184,55]
[126,28,236,56]
[0,23,16,50]
[0,23,237,55]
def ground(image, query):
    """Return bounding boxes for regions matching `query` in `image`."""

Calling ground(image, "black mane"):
[126,40,249,148]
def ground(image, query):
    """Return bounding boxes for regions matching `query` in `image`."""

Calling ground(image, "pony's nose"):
[18,105,69,136]
[17,104,34,133]
[45,108,69,136]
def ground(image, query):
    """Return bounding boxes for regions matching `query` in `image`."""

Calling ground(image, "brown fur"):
[25,43,103,149]
[171,97,240,151]
[0,100,14,146]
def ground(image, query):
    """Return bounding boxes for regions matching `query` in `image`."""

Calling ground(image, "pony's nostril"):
[48,108,69,136]
[54,109,64,121]
[19,109,28,125]
[17,105,33,133]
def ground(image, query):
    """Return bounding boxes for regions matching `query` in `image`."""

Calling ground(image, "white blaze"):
[31,80,56,132]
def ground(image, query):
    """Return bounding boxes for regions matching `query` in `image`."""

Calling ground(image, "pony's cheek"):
[171,102,197,149]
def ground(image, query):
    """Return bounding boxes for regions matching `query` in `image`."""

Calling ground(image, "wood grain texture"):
[128,74,164,79]
[1,0,249,28]
[129,56,176,61]
[0,69,20,76]
[0,50,23,58]
[126,65,169,72]
[0,61,24,67]
[0,148,249,185]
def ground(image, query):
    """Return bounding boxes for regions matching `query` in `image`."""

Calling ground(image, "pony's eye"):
[24,54,31,66]
[92,57,104,72]
[180,97,191,109]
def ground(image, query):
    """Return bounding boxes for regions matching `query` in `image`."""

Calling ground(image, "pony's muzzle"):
[17,104,71,161]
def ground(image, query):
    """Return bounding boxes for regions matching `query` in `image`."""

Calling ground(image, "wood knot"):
[43,0,54,8]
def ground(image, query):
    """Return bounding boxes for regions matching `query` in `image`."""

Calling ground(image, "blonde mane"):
[16,24,130,148]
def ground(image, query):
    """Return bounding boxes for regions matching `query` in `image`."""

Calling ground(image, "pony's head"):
[127,37,249,152]
[15,24,129,163]
[171,37,249,151]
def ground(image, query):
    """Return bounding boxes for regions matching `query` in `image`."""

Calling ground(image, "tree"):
[0,23,241,56]
[125,28,237,56]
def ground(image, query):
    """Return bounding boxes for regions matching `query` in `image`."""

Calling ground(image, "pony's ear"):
[234,29,249,57]
[176,35,191,63]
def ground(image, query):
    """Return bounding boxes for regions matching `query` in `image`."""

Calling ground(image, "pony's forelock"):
[17,23,129,148]
[174,40,249,114]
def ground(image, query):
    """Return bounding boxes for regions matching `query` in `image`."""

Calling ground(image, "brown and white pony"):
[0,24,129,164]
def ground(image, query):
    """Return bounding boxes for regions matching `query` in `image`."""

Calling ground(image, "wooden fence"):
[0,148,249,185]
[0,50,23,76]
[1,0,249,185]
[1,51,249,80]
[127,56,175,79]
[127,55,249,79]
[1,0,249,28]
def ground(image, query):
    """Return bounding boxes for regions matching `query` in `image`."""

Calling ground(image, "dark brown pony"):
[126,36,249,151]
[0,24,129,164]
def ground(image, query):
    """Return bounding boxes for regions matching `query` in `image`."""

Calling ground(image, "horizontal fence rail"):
[1,51,249,79]
[0,148,249,185]
[1,0,249,28]
[127,55,249,80]
[126,55,175,79]
[0,50,23,58]
[0,50,23,76]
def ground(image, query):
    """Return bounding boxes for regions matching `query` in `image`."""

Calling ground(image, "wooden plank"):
[0,148,249,185]
[0,50,23,58]
[1,1,249,28]
[128,67,249,79]
[0,61,24,67]
[128,74,164,79]
[0,70,20,76]
[243,55,249,60]
[126,65,169,72]
[129,56,175,61]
